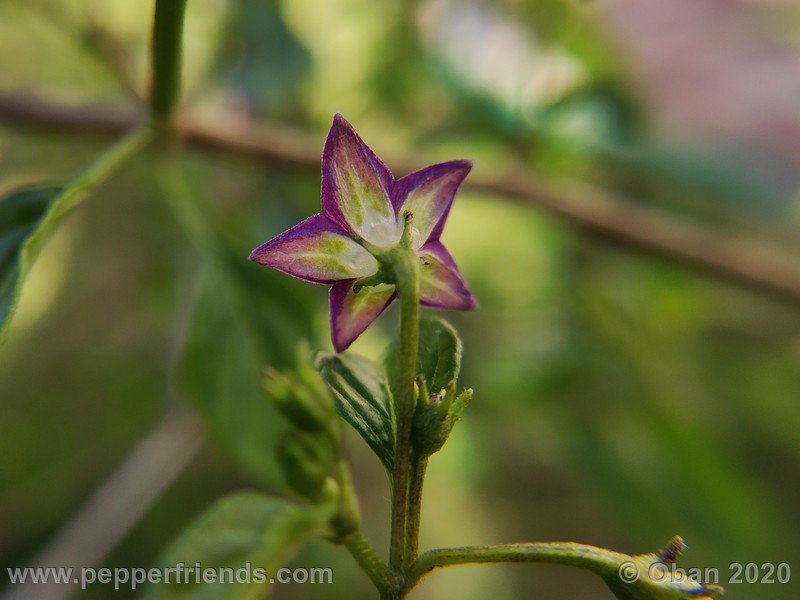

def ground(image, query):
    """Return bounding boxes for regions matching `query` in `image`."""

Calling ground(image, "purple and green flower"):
[250,114,476,351]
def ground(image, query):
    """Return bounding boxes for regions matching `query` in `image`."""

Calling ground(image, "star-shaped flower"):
[249,114,476,352]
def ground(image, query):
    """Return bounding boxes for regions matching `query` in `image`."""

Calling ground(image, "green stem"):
[329,420,397,597]
[388,241,420,571]
[150,0,188,122]
[342,533,398,597]
[404,454,428,563]
[24,126,155,264]
[406,542,626,591]
[325,425,361,539]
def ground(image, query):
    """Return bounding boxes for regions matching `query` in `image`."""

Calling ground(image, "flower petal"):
[418,240,477,311]
[249,213,378,283]
[321,114,400,248]
[330,280,396,351]
[393,160,471,248]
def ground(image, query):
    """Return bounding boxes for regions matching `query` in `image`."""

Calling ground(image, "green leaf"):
[1,127,153,342]
[144,492,329,600]
[215,0,311,115]
[180,270,290,487]
[0,184,61,340]
[178,255,315,488]
[385,316,463,399]
[162,157,316,486]
[316,352,395,472]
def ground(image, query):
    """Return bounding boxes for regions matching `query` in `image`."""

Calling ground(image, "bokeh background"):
[2,0,800,598]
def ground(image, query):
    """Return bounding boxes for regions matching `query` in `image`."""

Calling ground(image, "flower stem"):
[406,542,626,591]
[150,0,187,123]
[388,231,420,571]
[404,454,428,563]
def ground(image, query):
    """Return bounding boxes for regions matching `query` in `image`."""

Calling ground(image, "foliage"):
[0,184,60,337]
[0,1,798,599]
[144,492,329,600]
[317,352,396,473]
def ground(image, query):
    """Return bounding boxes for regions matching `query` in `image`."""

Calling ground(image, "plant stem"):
[24,126,155,265]
[406,542,626,590]
[342,533,398,597]
[150,0,188,122]
[326,425,361,539]
[404,454,427,563]
[388,240,420,571]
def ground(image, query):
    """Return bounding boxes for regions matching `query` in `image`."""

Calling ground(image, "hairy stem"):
[404,454,428,563]
[342,533,398,597]
[150,0,187,122]
[326,425,361,539]
[388,242,420,571]
[407,542,626,591]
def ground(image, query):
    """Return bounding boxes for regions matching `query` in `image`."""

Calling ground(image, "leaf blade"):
[0,184,62,339]
[144,492,329,599]
[385,316,462,398]
[317,352,395,472]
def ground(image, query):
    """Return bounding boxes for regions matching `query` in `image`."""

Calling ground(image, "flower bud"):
[412,378,472,456]
[603,537,724,599]
[263,348,335,432]
[275,431,333,502]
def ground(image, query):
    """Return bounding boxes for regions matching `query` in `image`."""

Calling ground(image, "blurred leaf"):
[594,142,785,213]
[364,2,425,116]
[316,352,395,472]
[180,261,318,488]
[422,1,641,179]
[159,158,315,366]
[0,184,60,341]
[385,316,463,398]
[214,0,311,117]
[145,491,328,599]
[180,271,281,486]
[276,431,334,501]
[500,0,624,80]
[219,254,315,364]
[3,126,151,342]
[163,157,316,486]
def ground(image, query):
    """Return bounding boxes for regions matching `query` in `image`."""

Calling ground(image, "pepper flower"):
[249,114,476,352]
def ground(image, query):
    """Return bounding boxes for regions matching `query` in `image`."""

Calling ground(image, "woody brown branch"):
[3,90,800,305]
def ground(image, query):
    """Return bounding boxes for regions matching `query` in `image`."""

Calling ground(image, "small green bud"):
[319,476,340,504]
[412,378,472,456]
[275,431,333,502]
[295,343,335,405]
[329,489,361,541]
[603,536,724,599]
[263,364,334,432]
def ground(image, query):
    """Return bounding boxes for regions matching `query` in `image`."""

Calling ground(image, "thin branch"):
[407,541,624,590]
[406,538,724,598]
[0,92,138,135]
[3,92,800,305]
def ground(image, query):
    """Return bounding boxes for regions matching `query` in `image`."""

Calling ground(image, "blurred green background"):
[1,0,800,598]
